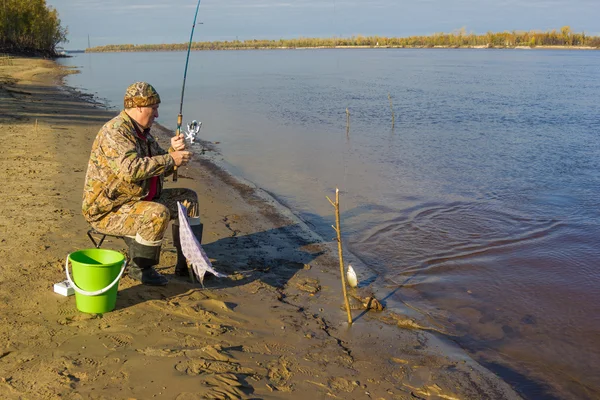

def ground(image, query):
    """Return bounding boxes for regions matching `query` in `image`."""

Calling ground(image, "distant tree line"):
[88,27,600,53]
[0,0,68,56]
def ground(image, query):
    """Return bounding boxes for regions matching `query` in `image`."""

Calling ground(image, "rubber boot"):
[124,237,168,286]
[172,220,203,277]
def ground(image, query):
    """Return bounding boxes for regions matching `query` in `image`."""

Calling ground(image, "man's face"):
[137,104,159,129]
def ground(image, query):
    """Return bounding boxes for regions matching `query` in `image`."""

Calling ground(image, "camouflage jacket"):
[82,110,175,222]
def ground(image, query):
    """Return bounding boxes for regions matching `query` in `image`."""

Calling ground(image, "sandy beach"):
[0,56,522,399]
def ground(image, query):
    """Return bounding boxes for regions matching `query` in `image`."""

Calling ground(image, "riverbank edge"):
[82,44,599,53]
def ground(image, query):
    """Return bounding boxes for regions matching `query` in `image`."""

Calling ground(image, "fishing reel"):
[184,120,202,144]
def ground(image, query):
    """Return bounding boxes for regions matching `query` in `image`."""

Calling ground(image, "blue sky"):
[46,0,599,50]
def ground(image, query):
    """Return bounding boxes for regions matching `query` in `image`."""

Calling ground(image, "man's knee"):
[155,205,171,233]
[139,203,170,241]
[151,203,171,233]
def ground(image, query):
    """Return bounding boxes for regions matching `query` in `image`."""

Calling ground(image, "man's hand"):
[171,134,186,151]
[171,150,192,166]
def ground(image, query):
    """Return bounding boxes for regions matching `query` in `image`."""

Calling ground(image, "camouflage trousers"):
[90,188,199,242]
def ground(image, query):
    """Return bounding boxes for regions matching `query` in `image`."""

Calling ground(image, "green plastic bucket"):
[65,249,126,314]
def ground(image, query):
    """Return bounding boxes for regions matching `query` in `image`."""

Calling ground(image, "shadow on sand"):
[113,223,325,311]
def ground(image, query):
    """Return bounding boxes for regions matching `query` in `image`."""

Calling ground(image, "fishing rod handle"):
[173,115,183,182]
[173,138,179,182]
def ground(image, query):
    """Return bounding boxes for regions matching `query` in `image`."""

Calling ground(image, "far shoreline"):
[80,44,598,53]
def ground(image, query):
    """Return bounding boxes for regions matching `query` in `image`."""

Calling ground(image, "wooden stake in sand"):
[388,93,395,128]
[326,188,353,325]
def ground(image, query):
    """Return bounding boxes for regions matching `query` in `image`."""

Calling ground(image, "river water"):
[59,49,600,399]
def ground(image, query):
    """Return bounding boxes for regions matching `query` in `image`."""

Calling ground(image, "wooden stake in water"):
[388,93,395,128]
[326,188,353,325]
[346,108,350,137]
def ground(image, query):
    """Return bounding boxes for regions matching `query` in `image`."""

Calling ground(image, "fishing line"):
[331,0,350,192]
[173,0,202,182]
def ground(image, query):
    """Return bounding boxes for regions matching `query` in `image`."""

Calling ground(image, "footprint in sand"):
[175,345,255,376]
[56,303,78,317]
[199,323,231,336]
[175,373,251,400]
[136,347,181,357]
[102,333,133,350]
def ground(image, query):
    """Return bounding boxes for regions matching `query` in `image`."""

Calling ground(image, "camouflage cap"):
[123,82,161,108]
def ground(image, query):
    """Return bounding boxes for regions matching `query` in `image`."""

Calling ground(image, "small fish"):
[346,264,358,288]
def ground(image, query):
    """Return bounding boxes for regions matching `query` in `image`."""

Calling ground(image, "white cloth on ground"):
[177,201,225,285]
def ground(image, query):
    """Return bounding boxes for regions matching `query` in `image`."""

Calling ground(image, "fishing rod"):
[173,0,202,182]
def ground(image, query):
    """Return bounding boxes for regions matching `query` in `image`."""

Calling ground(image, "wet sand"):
[0,56,521,399]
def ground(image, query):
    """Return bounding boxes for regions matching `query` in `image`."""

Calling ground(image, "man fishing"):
[82,82,203,286]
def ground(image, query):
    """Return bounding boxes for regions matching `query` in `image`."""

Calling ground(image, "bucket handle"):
[65,253,127,297]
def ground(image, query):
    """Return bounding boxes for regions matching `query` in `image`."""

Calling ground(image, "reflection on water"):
[60,49,600,399]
